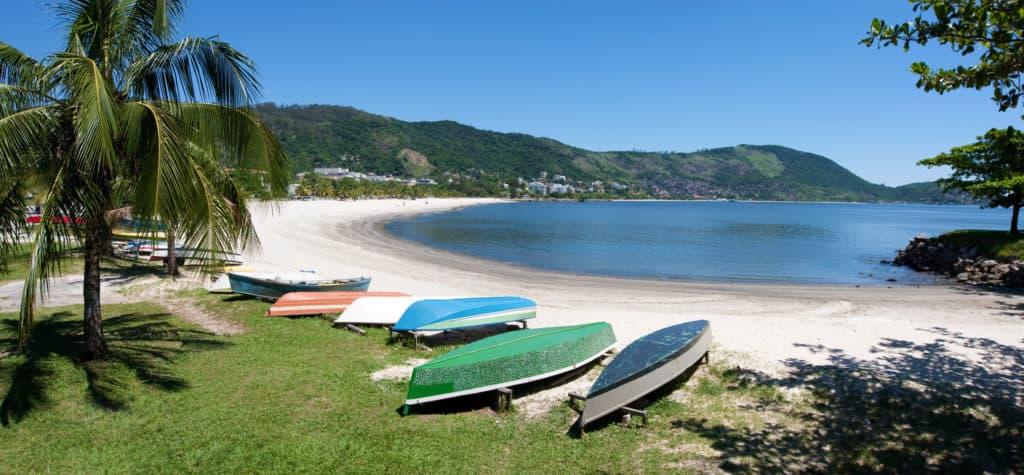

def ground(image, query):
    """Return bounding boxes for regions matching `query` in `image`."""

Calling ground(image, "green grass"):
[736,146,785,178]
[0,291,1020,473]
[939,229,1024,260]
[0,242,85,282]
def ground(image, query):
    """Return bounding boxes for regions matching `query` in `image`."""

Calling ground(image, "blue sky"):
[3,1,1016,185]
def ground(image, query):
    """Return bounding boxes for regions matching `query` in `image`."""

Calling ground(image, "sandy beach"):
[245,198,1024,394]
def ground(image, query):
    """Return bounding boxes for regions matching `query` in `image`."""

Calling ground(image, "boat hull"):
[392,296,537,332]
[227,272,371,300]
[579,320,711,428]
[405,322,616,407]
[267,291,408,317]
[333,296,462,326]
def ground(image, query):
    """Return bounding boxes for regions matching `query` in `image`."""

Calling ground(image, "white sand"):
[246,199,1024,391]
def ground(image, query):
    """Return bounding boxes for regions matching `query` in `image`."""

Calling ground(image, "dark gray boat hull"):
[579,322,712,427]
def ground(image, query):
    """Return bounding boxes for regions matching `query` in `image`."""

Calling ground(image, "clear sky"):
[3,0,1016,185]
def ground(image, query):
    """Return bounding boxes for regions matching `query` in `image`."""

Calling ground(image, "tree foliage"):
[920,127,1024,232]
[0,1,289,357]
[863,0,1024,114]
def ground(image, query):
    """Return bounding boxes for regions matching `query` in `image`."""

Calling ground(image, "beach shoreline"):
[245,198,1024,386]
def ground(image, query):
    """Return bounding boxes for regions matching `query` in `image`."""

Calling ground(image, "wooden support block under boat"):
[620,406,648,426]
[494,387,513,412]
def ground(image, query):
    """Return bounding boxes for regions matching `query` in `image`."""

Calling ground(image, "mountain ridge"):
[256,103,968,203]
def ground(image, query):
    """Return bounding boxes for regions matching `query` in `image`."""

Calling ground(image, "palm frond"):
[174,102,290,195]
[124,0,185,43]
[18,160,86,350]
[122,101,263,259]
[178,142,259,259]
[0,41,45,86]
[0,171,29,274]
[121,100,192,225]
[55,0,112,61]
[124,37,261,107]
[53,53,119,174]
[0,83,53,118]
[0,106,58,178]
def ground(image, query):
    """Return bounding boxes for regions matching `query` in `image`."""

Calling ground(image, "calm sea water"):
[384,201,1011,285]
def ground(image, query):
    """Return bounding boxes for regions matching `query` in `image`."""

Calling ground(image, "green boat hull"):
[405,322,616,407]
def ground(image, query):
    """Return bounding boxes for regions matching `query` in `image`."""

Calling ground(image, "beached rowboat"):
[404,322,616,412]
[228,271,371,300]
[391,296,537,332]
[151,248,243,267]
[267,291,408,317]
[332,296,461,326]
[578,320,711,428]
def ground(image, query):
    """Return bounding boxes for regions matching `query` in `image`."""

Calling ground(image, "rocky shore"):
[892,234,1024,287]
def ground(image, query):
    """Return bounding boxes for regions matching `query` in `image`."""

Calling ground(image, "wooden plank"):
[495,387,513,412]
[620,406,648,426]
[345,324,366,335]
[568,391,586,413]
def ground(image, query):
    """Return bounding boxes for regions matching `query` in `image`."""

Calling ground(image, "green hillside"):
[256,103,966,202]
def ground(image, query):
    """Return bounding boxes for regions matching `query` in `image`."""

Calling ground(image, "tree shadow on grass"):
[672,328,1024,473]
[0,310,228,425]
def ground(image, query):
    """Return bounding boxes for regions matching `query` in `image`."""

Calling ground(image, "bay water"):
[384,201,1011,285]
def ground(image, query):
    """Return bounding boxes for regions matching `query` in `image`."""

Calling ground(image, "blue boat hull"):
[392,296,537,332]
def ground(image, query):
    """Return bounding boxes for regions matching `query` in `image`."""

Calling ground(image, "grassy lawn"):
[0,242,85,282]
[0,290,1020,473]
[939,229,1024,260]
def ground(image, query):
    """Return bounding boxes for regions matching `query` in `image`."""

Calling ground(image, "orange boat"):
[266,291,409,317]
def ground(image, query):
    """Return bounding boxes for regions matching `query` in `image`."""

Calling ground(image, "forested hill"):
[256,103,968,202]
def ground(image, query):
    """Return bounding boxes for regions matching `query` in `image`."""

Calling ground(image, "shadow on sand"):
[672,327,1023,473]
[0,310,228,426]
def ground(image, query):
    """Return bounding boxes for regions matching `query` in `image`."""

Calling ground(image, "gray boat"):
[578,320,711,428]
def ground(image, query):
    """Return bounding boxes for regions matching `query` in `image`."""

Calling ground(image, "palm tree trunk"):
[166,226,179,277]
[83,218,108,360]
[1012,202,1021,235]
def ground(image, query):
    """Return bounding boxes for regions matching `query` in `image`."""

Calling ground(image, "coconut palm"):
[0,0,289,359]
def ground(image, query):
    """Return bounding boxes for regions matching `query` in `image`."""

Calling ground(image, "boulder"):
[890,237,1023,287]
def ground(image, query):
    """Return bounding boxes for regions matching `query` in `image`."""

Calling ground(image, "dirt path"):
[0,272,246,336]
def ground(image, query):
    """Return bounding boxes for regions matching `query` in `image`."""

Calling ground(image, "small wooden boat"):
[227,271,371,300]
[332,296,460,326]
[404,322,616,412]
[111,227,166,240]
[577,320,711,428]
[111,218,166,240]
[207,274,234,294]
[267,291,408,317]
[391,296,537,332]
[152,248,243,267]
[115,239,163,261]
[207,266,257,293]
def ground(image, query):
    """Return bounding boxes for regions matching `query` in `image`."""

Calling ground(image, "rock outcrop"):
[893,234,1024,287]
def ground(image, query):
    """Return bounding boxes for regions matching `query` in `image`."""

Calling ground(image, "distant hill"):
[256,103,971,203]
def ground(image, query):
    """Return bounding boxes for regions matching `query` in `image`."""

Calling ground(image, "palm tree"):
[0,0,289,359]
